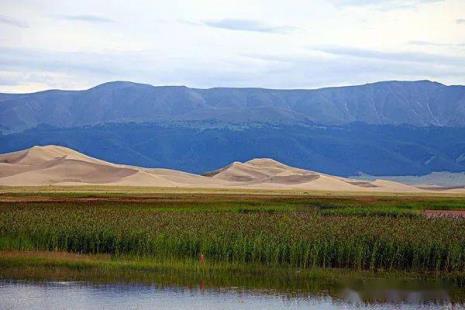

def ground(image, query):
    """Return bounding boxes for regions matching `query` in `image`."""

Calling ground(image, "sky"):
[0,0,464,92]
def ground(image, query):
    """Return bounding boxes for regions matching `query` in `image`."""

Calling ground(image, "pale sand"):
[0,145,459,193]
[206,158,423,192]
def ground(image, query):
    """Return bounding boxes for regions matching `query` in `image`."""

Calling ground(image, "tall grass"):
[1,196,465,273]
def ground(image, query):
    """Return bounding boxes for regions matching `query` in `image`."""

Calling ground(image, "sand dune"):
[206,158,423,192]
[0,146,230,188]
[0,145,442,192]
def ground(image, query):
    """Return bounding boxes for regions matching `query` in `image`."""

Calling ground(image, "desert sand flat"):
[0,145,455,193]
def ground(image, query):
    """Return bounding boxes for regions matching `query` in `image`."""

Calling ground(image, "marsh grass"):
[2,250,465,296]
[2,193,465,273]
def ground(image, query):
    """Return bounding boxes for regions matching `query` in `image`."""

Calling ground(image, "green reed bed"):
[312,196,465,217]
[3,250,465,300]
[1,195,465,273]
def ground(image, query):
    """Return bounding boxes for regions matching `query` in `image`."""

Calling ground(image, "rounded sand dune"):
[0,145,445,193]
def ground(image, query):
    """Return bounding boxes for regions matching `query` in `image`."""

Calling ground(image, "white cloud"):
[0,15,28,28]
[332,0,443,10]
[409,40,465,48]
[314,46,465,65]
[55,15,115,23]
[0,0,464,92]
[202,19,295,33]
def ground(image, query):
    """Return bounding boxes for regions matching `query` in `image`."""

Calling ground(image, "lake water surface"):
[0,280,462,309]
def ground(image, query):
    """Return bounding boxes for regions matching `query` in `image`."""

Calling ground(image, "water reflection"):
[338,288,452,307]
[0,280,461,309]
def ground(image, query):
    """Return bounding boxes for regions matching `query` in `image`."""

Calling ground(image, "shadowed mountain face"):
[2,122,465,177]
[1,80,465,133]
[1,80,465,177]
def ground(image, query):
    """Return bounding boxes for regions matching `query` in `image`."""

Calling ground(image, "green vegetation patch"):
[1,193,465,274]
[2,250,465,301]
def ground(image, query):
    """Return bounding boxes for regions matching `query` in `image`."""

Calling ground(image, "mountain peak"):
[88,81,194,92]
[88,81,154,91]
[244,158,288,167]
[0,145,108,166]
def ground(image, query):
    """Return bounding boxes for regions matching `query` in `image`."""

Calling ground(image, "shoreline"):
[2,250,465,291]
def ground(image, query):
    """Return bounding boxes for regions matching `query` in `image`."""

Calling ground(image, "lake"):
[0,280,462,309]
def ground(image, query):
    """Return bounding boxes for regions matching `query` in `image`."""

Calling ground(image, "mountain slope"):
[0,145,427,192]
[2,80,465,178]
[2,80,465,133]
[2,123,465,176]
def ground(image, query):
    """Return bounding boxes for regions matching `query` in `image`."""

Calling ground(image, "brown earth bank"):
[424,210,465,218]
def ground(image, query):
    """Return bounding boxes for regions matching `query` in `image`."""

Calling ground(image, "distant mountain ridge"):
[2,122,465,177]
[2,80,465,177]
[1,80,465,133]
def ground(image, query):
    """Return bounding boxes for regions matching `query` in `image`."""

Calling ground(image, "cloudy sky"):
[0,0,464,92]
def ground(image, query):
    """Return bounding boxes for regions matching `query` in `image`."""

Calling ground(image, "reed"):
[1,194,465,273]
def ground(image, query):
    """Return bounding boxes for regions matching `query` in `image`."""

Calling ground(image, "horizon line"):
[0,79,457,95]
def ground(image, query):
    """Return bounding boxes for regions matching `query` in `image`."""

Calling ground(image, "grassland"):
[1,188,465,277]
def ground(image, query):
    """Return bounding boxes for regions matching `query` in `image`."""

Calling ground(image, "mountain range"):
[2,80,465,133]
[1,80,465,177]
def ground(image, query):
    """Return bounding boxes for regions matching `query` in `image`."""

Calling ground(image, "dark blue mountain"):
[1,122,465,176]
[1,80,465,176]
[1,80,465,133]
